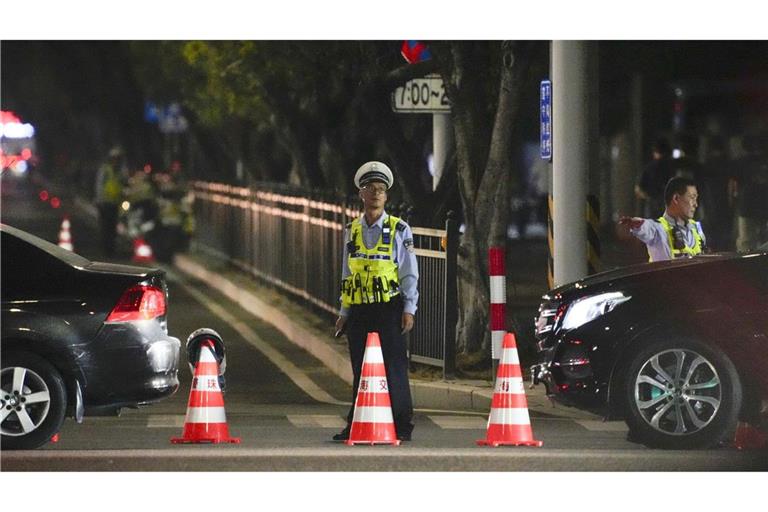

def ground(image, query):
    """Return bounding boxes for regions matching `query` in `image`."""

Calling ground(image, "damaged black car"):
[1,224,180,449]
[531,251,768,449]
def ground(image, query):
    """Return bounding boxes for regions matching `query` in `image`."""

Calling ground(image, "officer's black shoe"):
[396,431,412,442]
[332,427,351,441]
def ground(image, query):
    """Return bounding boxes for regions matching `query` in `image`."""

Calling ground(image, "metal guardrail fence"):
[190,181,458,376]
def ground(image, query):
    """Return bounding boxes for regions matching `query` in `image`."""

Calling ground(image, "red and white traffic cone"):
[733,421,767,450]
[58,216,74,251]
[171,340,240,444]
[346,332,400,446]
[132,237,155,264]
[477,332,543,447]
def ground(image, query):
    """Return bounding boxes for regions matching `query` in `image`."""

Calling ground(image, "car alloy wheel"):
[623,336,741,449]
[634,348,721,436]
[1,352,67,450]
[1,366,52,437]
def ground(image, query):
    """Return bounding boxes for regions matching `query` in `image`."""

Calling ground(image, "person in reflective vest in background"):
[333,161,419,442]
[94,146,125,257]
[620,176,707,262]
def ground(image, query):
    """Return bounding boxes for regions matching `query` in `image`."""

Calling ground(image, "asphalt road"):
[2,174,767,471]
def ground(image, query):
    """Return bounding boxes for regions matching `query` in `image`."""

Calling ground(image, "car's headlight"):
[561,292,631,330]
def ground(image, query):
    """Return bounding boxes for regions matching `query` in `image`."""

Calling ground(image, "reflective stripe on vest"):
[652,216,703,261]
[341,215,401,307]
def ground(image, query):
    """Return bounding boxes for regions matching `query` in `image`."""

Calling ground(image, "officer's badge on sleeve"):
[404,238,415,254]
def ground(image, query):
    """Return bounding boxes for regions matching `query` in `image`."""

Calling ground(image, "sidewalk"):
[174,248,601,421]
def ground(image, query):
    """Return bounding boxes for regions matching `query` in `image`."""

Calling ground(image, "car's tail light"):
[106,285,166,322]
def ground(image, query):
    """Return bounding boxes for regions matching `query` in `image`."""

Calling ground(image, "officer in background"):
[333,161,419,442]
[94,146,125,257]
[635,137,673,218]
[619,176,707,262]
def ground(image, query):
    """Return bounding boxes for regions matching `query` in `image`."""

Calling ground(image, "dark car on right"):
[531,252,767,449]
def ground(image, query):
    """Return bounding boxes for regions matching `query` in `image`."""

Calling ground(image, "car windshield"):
[0,223,91,268]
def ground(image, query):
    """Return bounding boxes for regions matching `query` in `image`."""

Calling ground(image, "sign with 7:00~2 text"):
[392,74,451,113]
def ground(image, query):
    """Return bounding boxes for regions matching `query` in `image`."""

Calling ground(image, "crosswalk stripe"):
[427,416,487,429]
[287,415,347,428]
[144,413,615,431]
[146,415,186,428]
[574,420,629,432]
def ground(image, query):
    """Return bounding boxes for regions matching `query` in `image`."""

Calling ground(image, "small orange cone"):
[733,421,767,450]
[171,340,240,444]
[132,237,155,263]
[477,332,543,447]
[346,332,400,446]
[58,216,73,251]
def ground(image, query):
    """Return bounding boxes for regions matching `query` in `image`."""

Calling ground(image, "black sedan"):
[531,252,767,449]
[1,224,180,449]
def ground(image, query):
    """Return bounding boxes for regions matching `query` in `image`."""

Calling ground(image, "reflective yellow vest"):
[341,215,402,307]
[654,216,704,261]
[102,164,123,203]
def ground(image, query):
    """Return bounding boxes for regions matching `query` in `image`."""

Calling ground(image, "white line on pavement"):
[286,415,347,428]
[574,420,629,432]
[146,415,186,428]
[427,415,487,429]
[172,272,348,406]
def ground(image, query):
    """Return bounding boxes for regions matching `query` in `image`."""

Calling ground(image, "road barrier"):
[190,181,458,375]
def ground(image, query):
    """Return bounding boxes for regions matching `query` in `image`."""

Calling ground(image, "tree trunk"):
[437,41,534,358]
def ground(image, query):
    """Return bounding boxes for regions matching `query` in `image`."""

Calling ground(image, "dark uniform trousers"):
[345,295,414,436]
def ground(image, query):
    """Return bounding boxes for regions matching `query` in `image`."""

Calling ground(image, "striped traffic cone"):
[132,237,155,264]
[58,216,74,251]
[171,340,240,444]
[733,421,767,450]
[477,332,543,447]
[346,332,400,446]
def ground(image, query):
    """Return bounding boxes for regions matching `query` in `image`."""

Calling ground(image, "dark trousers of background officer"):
[345,296,414,436]
[97,202,119,257]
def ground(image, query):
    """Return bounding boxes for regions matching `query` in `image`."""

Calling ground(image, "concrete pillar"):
[552,41,593,286]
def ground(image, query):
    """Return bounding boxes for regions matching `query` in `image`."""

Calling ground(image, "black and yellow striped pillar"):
[548,194,601,288]
[586,194,601,275]
[547,194,554,289]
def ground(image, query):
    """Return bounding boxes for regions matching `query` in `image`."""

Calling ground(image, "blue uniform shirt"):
[631,212,707,262]
[339,210,419,317]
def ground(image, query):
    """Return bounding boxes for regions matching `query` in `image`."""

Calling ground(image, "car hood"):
[544,253,744,299]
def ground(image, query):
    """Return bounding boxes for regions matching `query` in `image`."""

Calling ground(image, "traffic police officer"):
[620,176,707,261]
[94,146,125,257]
[333,161,419,442]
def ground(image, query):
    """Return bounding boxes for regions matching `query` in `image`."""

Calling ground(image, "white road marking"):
[147,415,186,428]
[427,415,487,429]
[286,415,347,428]
[574,420,629,432]
[173,275,347,406]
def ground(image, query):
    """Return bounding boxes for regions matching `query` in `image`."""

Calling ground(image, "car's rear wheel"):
[1,352,67,450]
[623,337,741,449]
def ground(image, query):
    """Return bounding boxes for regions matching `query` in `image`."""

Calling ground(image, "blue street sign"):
[540,80,552,161]
[144,101,159,123]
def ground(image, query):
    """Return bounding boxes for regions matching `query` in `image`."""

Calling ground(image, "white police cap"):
[354,161,394,190]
